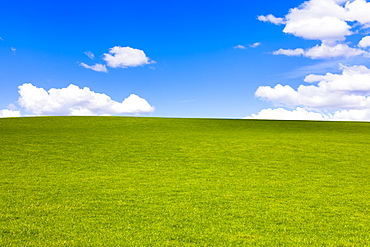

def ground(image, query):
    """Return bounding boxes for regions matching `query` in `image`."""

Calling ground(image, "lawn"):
[1,117,369,246]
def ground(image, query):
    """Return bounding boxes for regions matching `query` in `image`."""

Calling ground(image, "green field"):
[1,117,369,246]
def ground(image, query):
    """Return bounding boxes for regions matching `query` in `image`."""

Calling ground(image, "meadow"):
[0,116,369,246]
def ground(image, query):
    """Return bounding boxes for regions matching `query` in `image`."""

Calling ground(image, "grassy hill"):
[1,117,369,246]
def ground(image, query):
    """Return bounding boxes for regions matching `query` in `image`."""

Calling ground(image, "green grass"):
[1,116,370,246]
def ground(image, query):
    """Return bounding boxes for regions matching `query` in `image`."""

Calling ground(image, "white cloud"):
[234,43,261,49]
[80,46,154,72]
[0,37,4,41]
[252,1,370,121]
[255,65,370,111]
[250,42,261,48]
[358,36,370,48]
[0,109,21,118]
[304,64,370,93]
[245,107,370,121]
[283,0,351,43]
[18,83,154,116]
[234,45,246,49]
[84,51,95,59]
[346,0,370,27]
[255,84,301,106]
[305,43,366,59]
[260,0,370,59]
[284,17,351,43]
[103,46,154,68]
[79,63,108,73]
[273,43,366,59]
[273,48,305,56]
[332,109,370,120]
[245,107,330,120]
[257,14,285,25]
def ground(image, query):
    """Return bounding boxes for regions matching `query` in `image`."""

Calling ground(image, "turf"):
[0,116,369,246]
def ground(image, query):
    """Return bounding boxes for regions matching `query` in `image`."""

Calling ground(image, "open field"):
[1,116,370,246]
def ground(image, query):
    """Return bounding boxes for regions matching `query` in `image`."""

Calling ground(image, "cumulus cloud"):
[251,0,370,121]
[79,63,108,73]
[256,65,370,110]
[259,0,370,59]
[0,109,21,118]
[283,2,351,43]
[103,46,154,68]
[18,83,154,116]
[358,36,370,48]
[346,0,370,27]
[80,46,154,72]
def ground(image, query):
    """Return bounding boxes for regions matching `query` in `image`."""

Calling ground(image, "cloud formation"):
[259,0,370,59]
[84,51,95,60]
[234,45,246,49]
[257,14,285,25]
[103,46,154,68]
[256,65,370,109]
[247,107,370,121]
[79,63,108,73]
[274,43,366,59]
[273,48,305,56]
[245,107,330,120]
[359,36,370,48]
[18,83,154,116]
[0,109,21,118]
[234,43,261,49]
[248,64,370,121]
[80,46,154,73]
[250,42,261,48]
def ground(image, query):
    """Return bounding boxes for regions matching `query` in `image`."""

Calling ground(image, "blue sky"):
[2,0,370,120]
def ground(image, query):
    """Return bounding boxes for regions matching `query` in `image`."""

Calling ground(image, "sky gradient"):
[1,0,370,120]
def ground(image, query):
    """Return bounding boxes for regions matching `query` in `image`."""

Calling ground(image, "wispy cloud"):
[234,45,246,49]
[234,42,261,49]
[84,51,95,60]
[250,42,261,48]
[257,14,285,25]
[79,62,108,73]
